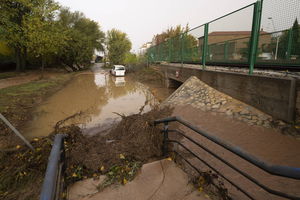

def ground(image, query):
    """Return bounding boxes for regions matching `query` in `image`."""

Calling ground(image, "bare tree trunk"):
[15,48,21,72]
[41,56,45,79]
[20,47,27,71]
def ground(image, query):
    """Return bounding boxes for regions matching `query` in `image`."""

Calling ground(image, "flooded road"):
[23,64,172,138]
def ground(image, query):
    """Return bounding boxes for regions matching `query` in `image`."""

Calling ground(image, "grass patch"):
[0,72,73,199]
[0,72,19,80]
[0,74,69,112]
[0,81,55,96]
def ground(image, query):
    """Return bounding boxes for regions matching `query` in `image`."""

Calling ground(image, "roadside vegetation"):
[0,71,19,79]
[106,29,132,65]
[0,0,105,72]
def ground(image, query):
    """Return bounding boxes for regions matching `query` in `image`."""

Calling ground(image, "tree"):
[0,0,32,71]
[275,18,300,59]
[149,25,197,62]
[107,29,132,65]
[124,52,138,65]
[57,8,105,70]
[291,18,300,56]
[23,0,66,72]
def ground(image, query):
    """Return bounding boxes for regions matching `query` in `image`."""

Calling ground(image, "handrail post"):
[163,122,169,156]
[249,0,262,75]
[202,23,209,69]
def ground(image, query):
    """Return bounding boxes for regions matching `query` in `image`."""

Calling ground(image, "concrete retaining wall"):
[157,64,297,122]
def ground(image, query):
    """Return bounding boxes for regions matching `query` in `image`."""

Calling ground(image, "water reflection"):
[22,68,159,138]
[112,77,125,87]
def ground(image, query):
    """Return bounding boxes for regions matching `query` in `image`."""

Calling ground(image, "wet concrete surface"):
[22,64,172,138]
[163,76,300,199]
[172,105,300,200]
[69,159,209,200]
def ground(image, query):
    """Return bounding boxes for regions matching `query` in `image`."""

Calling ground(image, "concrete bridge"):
[155,63,299,123]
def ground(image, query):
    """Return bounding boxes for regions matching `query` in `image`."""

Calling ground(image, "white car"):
[111,65,126,77]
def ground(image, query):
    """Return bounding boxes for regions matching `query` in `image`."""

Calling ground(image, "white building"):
[138,42,152,55]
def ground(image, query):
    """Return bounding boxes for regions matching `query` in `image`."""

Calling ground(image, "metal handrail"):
[40,134,66,200]
[154,116,300,199]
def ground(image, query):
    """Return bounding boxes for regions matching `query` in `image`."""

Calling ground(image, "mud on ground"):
[63,107,172,183]
[0,72,73,149]
[0,107,172,200]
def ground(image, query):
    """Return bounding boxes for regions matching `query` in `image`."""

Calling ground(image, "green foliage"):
[0,0,33,70]
[107,29,132,65]
[291,19,300,56]
[0,1,105,71]
[153,25,186,45]
[23,0,66,69]
[148,24,198,62]
[0,42,13,56]
[0,42,14,65]
[0,0,30,49]
[276,19,300,59]
[57,8,105,69]
[124,53,138,65]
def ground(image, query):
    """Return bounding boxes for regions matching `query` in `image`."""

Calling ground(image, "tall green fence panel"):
[183,26,205,63]
[258,0,300,65]
[206,4,255,64]
[147,0,300,68]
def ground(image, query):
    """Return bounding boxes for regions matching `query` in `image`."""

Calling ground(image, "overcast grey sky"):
[56,0,257,51]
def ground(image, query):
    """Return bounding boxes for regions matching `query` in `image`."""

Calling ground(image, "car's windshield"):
[115,66,125,70]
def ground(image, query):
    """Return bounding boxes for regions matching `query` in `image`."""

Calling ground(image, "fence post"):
[168,39,171,62]
[224,41,229,61]
[158,44,161,62]
[181,34,184,67]
[249,0,263,75]
[286,28,293,59]
[202,23,209,69]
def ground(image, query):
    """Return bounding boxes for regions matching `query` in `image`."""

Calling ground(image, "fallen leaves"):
[119,154,125,160]
[97,157,142,191]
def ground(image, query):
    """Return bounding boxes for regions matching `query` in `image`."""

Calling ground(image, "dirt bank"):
[0,71,74,149]
[64,107,172,182]
[128,67,175,103]
[0,107,172,200]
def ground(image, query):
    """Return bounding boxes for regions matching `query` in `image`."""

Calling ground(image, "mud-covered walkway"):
[166,76,300,200]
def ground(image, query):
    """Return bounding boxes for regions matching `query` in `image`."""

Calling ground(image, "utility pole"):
[268,17,279,60]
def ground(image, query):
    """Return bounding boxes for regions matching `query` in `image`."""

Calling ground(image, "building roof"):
[208,31,268,36]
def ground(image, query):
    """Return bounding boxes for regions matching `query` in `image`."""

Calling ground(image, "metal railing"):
[40,134,67,200]
[147,0,300,74]
[154,116,300,200]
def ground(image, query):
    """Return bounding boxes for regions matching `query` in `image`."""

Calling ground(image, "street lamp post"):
[268,17,279,60]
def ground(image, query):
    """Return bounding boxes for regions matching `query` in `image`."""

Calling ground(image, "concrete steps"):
[68,159,209,200]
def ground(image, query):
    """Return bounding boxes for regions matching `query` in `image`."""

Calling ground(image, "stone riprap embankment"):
[163,76,299,138]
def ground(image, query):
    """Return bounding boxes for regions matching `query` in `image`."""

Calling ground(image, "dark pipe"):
[40,134,66,200]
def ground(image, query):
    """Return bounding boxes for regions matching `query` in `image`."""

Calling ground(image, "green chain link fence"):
[147,0,300,74]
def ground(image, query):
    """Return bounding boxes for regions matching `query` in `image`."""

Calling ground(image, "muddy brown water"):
[22,65,174,138]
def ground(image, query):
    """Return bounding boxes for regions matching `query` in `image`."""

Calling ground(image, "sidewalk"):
[160,75,300,200]
[69,159,209,200]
